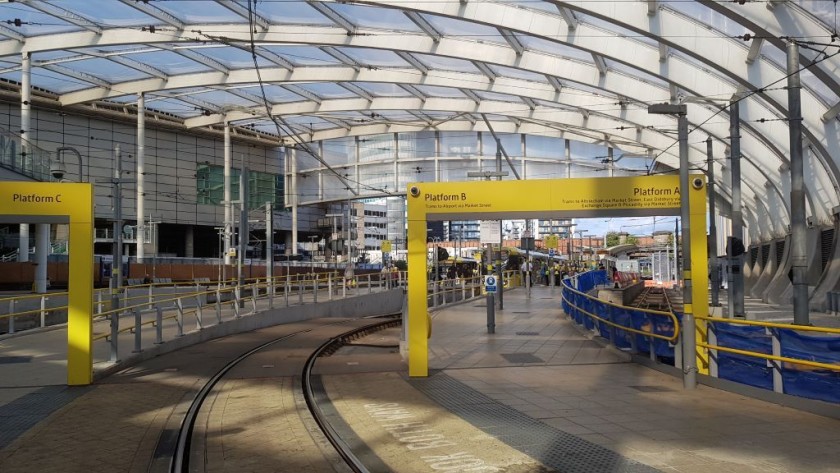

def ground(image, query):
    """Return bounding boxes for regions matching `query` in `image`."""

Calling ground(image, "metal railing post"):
[708,323,718,378]
[328,273,333,300]
[215,289,222,324]
[96,291,103,315]
[251,283,258,313]
[343,277,347,298]
[298,279,304,304]
[284,277,290,307]
[40,295,47,328]
[368,274,373,294]
[234,288,241,318]
[268,278,274,310]
[109,307,119,362]
[313,275,318,303]
[155,307,163,344]
[769,327,784,394]
[8,300,15,334]
[175,298,184,336]
[133,309,142,353]
[148,284,153,309]
[195,295,203,330]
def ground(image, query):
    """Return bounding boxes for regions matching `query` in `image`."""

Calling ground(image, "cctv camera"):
[692,177,704,190]
[50,163,66,181]
[409,186,420,197]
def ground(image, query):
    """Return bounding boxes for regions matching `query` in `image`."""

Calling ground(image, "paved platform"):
[0,286,838,472]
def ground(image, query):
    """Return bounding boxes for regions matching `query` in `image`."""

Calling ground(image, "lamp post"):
[648,102,696,389]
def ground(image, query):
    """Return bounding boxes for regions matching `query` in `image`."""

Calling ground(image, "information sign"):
[484,275,498,293]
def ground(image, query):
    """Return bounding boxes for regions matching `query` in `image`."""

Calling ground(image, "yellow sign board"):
[544,234,559,249]
[0,182,93,385]
[381,240,392,253]
[406,175,708,378]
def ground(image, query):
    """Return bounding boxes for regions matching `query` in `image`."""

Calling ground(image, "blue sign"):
[548,249,556,257]
[485,275,497,293]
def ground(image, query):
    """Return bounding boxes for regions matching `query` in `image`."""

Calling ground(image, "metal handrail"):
[560,292,680,342]
[694,314,840,335]
[696,340,840,372]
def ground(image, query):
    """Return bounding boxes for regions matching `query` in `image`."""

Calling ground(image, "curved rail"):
[302,316,401,473]
[168,315,400,473]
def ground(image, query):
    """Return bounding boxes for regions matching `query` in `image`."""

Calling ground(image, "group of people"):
[520,261,592,286]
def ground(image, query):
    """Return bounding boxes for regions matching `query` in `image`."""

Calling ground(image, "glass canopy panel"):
[245,84,306,103]
[373,110,412,122]
[525,135,565,159]
[503,0,560,15]
[1,69,85,94]
[130,50,212,75]
[322,136,354,165]
[359,134,396,163]
[411,54,480,73]
[800,64,837,106]
[356,82,412,97]
[473,90,521,102]
[328,3,422,32]
[67,1,154,27]
[255,1,336,25]
[798,0,837,31]
[580,15,657,48]
[482,133,523,158]
[423,15,507,46]
[517,35,593,62]
[398,131,436,159]
[143,97,202,116]
[300,82,356,99]
[59,58,146,83]
[490,65,547,82]
[2,4,81,36]
[330,47,409,68]
[524,161,564,180]
[259,45,338,66]
[188,89,259,108]
[604,59,669,89]
[415,85,468,98]
[440,133,477,158]
[359,163,395,192]
[664,3,749,38]
[194,46,274,69]
[151,1,241,24]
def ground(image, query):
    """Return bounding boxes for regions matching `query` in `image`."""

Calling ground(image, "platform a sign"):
[406,175,708,378]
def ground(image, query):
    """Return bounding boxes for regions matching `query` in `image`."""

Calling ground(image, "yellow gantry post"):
[0,182,94,385]
[405,176,708,377]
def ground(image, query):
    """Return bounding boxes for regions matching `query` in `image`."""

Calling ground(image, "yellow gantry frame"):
[0,182,94,385]
[407,175,708,377]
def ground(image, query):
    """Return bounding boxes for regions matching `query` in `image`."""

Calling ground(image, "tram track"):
[159,314,401,473]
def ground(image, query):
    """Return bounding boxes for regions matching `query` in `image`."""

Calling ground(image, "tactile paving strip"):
[0,386,90,449]
[410,372,661,473]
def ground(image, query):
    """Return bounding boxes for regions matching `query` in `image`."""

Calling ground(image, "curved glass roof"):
[0,0,839,242]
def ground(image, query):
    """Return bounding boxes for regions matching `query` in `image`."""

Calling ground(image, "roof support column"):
[18,52,30,264]
[787,41,810,325]
[728,101,746,319]
[290,147,298,256]
[707,137,720,307]
[224,124,232,265]
[136,93,146,263]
